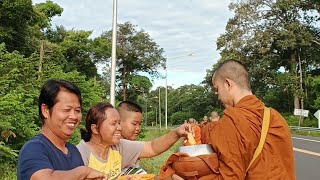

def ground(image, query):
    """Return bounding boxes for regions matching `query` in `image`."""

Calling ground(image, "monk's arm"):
[139,124,189,158]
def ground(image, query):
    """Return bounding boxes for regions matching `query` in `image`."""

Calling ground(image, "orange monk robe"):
[208,95,295,180]
[201,123,209,144]
[201,122,216,144]
[192,124,202,145]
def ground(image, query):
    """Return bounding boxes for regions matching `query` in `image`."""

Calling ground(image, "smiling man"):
[17,79,107,180]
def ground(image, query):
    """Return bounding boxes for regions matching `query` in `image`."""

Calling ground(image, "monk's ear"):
[224,78,234,91]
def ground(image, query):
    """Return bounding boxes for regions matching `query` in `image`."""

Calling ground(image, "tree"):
[34,0,63,29]
[213,0,320,113]
[170,112,190,125]
[0,44,40,164]
[101,22,165,101]
[0,0,37,55]
[124,75,152,101]
[45,26,111,79]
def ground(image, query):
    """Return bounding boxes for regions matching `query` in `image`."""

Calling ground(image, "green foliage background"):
[1,0,320,179]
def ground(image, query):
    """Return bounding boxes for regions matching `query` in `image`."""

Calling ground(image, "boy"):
[117,101,143,140]
[117,101,147,175]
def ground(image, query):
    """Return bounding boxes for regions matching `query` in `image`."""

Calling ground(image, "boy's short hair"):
[117,101,143,113]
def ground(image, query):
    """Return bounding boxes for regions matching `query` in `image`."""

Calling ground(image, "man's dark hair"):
[38,79,82,125]
[117,101,143,113]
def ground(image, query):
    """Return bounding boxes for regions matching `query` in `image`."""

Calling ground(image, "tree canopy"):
[101,22,166,100]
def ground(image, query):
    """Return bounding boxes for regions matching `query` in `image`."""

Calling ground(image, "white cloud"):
[32,0,233,88]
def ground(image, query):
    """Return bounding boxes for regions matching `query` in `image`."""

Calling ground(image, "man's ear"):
[41,104,50,119]
[91,124,99,134]
[224,78,233,91]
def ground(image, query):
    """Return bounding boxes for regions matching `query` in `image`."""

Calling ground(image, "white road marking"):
[292,137,320,143]
[293,147,320,157]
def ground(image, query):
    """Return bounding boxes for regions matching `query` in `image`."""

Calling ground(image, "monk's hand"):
[172,174,184,180]
[175,123,191,138]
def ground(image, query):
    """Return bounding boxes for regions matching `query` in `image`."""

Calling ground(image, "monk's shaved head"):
[213,60,251,91]
[210,111,219,119]
[188,118,195,124]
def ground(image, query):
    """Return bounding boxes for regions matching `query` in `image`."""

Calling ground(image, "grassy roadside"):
[290,130,320,137]
[138,129,181,175]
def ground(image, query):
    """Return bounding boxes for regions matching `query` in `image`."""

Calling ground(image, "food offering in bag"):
[183,133,196,146]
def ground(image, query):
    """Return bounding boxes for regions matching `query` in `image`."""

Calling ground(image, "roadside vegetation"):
[1,0,320,179]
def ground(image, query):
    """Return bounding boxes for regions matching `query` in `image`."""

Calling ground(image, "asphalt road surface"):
[292,134,320,180]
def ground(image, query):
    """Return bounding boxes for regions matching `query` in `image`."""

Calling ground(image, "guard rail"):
[289,126,320,132]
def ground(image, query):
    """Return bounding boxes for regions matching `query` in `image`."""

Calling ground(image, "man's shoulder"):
[20,134,49,152]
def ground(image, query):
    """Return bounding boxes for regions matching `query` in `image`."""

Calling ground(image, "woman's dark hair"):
[80,102,114,142]
[38,79,82,125]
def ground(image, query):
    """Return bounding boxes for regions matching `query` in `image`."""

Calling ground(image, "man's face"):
[43,90,82,141]
[98,108,122,145]
[212,76,232,108]
[120,111,143,140]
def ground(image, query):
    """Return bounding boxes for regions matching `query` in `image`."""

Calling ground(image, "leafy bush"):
[170,111,190,125]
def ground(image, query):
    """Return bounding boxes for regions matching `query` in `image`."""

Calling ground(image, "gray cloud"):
[32,0,233,87]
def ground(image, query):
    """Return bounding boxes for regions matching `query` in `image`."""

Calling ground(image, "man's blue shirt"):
[17,134,84,180]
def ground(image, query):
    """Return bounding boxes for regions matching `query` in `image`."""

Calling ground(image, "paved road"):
[147,127,320,179]
[292,134,320,180]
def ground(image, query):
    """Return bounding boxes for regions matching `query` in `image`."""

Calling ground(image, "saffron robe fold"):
[201,122,215,144]
[209,95,295,180]
[192,124,202,145]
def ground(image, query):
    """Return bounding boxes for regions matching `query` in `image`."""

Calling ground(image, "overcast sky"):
[32,0,233,89]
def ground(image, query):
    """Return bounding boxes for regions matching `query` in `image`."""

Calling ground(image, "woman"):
[77,102,190,180]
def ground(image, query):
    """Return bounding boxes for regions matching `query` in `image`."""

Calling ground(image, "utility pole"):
[145,97,148,126]
[38,40,44,81]
[155,107,158,126]
[110,0,118,106]
[298,52,304,125]
[165,64,168,129]
[159,88,161,129]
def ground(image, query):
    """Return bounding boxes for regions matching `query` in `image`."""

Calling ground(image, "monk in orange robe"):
[166,60,295,180]
[201,111,219,144]
[182,118,202,145]
[207,60,295,179]
[190,119,202,145]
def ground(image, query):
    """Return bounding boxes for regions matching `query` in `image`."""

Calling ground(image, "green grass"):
[138,129,181,175]
[291,129,320,137]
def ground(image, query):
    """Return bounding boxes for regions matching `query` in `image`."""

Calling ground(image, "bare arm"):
[30,166,107,180]
[139,123,190,158]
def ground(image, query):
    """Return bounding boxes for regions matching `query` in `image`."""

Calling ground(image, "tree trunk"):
[122,66,127,101]
[294,96,300,109]
[291,52,300,110]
